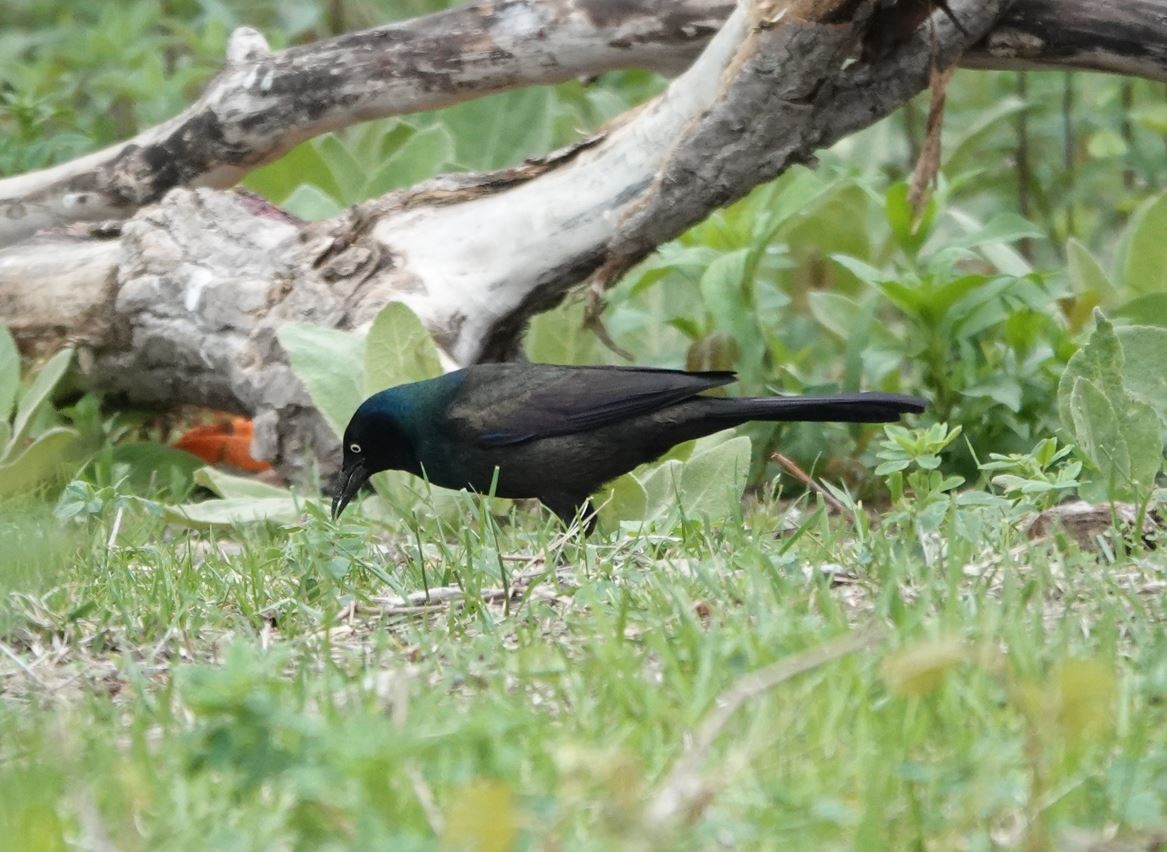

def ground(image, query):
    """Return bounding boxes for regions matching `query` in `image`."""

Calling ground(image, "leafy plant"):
[1065,190,1167,331]
[979,437,1081,510]
[876,422,966,530]
[167,303,462,528]
[596,432,752,534]
[55,478,161,521]
[0,326,84,500]
[1057,310,1166,502]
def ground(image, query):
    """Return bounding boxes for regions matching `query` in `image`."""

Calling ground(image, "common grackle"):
[331,364,926,526]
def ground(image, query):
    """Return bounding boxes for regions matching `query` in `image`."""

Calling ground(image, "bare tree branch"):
[963,0,1167,78]
[0,0,726,247]
[0,0,1012,482]
[2,0,1166,248]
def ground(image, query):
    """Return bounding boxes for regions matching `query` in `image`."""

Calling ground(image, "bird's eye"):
[349,443,362,454]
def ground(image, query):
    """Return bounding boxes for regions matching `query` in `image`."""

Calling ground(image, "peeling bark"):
[3,0,1167,248]
[1,0,1018,482]
[0,0,726,247]
[962,0,1167,78]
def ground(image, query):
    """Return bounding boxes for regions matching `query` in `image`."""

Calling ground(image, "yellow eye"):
[349,443,362,454]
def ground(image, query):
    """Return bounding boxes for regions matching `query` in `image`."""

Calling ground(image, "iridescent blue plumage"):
[332,363,926,527]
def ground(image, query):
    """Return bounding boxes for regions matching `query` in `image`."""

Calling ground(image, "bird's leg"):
[543,494,597,536]
[579,499,598,536]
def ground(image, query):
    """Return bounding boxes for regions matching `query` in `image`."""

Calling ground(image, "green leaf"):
[363,302,442,396]
[363,124,456,198]
[943,95,1026,171]
[10,348,73,452]
[962,375,1023,412]
[1132,102,1167,135]
[947,210,1038,276]
[102,442,206,491]
[280,184,343,221]
[241,138,343,204]
[1069,378,1161,496]
[1060,316,1167,438]
[881,639,966,698]
[0,323,18,425]
[756,167,834,244]
[0,427,81,498]
[1116,294,1167,328]
[1114,325,1167,428]
[1066,238,1116,301]
[526,301,605,366]
[313,135,367,203]
[277,323,365,440]
[807,292,861,340]
[596,473,648,531]
[677,435,751,520]
[830,254,888,288]
[699,249,764,377]
[1087,129,1127,159]
[194,467,291,500]
[165,497,312,527]
[638,459,686,521]
[442,88,556,170]
[1058,311,1120,442]
[1120,193,1167,295]
[885,182,934,256]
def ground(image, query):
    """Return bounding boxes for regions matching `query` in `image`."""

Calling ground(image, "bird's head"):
[331,392,418,519]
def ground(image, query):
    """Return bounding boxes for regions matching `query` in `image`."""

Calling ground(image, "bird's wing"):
[451,365,736,446]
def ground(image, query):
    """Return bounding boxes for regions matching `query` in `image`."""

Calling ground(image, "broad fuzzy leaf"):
[166,497,313,527]
[0,427,81,498]
[1114,325,1167,429]
[1069,378,1161,497]
[362,124,455,197]
[1060,316,1167,437]
[597,473,648,531]
[363,302,442,396]
[677,435,752,520]
[1120,191,1167,295]
[194,467,291,500]
[1066,238,1116,301]
[9,348,73,453]
[277,323,365,441]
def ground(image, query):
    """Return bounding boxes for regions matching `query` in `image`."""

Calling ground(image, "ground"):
[2,489,1164,849]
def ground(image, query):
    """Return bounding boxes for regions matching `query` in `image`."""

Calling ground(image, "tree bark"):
[1,0,1163,481]
[0,0,728,248]
[2,0,1166,247]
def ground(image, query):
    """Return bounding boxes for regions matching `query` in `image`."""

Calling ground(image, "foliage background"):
[1,1,1166,849]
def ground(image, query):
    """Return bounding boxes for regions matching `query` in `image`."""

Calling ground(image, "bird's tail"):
[708,392,926,424]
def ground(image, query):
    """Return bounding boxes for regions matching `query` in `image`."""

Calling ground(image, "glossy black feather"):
[448,364,736,446]
[334,362,927,529]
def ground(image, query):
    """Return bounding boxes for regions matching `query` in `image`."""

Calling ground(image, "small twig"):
[645,627,885,828]
[907,60,955,217]
[106,506,124,553]
[771,452,847,514]
[583,305,634,362]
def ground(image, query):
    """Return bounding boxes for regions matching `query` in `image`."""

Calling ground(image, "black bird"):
[331,364,926,526]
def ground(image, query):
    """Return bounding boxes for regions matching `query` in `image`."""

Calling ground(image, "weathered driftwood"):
[1,0,1164,480]
[0,0,729,248]
[2,0,1165,247]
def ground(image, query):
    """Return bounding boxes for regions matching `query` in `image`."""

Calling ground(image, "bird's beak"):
[331,462,368,520]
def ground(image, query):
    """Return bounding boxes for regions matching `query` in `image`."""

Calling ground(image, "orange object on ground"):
[173,416,272,472]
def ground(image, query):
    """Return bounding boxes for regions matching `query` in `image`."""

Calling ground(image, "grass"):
[1,477,1164,850]
[3,2,1165,847]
